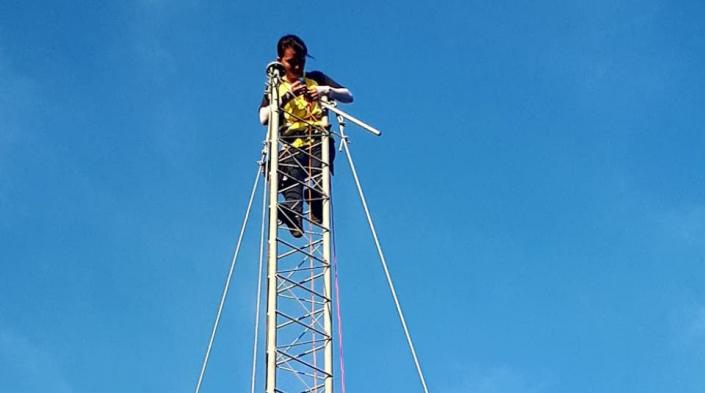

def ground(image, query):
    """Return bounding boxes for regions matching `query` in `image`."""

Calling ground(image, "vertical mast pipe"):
[265,72,281,393]
[321,114,334,393]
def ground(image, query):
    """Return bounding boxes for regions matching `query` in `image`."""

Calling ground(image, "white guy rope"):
[339,132,431,393]
[250,158,270,393]
[194,165,262,393]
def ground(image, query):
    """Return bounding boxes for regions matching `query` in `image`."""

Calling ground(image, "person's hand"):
[290,80,307,96]
[308,86,331,101]
[307,86,321,101]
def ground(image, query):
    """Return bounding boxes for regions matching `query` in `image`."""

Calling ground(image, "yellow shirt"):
[278,77,326,134]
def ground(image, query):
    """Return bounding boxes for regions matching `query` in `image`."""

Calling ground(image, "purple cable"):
[330,197,347,393]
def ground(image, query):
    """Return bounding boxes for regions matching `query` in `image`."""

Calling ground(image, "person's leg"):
[280,148,305,237]
[307,139,332,225]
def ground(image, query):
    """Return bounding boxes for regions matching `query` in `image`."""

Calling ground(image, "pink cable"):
[330,198,347,393]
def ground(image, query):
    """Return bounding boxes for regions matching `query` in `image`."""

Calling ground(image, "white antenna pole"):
[265,64,281,393]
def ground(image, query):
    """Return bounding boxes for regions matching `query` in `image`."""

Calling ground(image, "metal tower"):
[192,61,428,393]
[264,63,334,393]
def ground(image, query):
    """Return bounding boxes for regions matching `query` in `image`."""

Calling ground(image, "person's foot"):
[289,227,303,238]
[310,203,322,225]
[310,212,321,225]
[280,208,303,238]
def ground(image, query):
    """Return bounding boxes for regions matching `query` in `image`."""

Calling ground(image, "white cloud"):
[687,307,705,338]
[0,45,37,155]
[671,304,705,347]
[133,38,178,80]
[655,204,705,248]
[0,42,41,216]
[445,364,556,393]
[0,327,75,393]
[137,0,200,8]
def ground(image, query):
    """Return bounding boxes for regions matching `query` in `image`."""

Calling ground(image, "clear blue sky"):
[1,1,704,392]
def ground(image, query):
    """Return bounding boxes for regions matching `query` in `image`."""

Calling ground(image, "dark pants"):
[278,137,335,229]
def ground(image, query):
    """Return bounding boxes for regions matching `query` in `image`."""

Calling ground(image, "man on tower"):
[259,34,353,238]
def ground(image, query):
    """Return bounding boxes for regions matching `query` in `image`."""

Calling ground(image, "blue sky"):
[1,1,705,392]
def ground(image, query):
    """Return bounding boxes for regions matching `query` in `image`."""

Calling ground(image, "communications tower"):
[193,62,429,393]
[263,61,336,393]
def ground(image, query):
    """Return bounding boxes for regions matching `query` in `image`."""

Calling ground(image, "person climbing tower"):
[259,34,353,237]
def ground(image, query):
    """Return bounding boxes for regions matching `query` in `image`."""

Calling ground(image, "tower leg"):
[265,73,280,393]
[322,128,333,393]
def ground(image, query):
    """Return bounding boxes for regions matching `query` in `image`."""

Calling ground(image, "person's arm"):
[259,87,302,125]
[258,94,269,125]
[259,107,269,125]
[306,71,354,103]
[314,85,353,103]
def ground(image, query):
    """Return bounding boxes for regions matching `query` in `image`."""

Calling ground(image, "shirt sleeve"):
[305,71,344,88]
